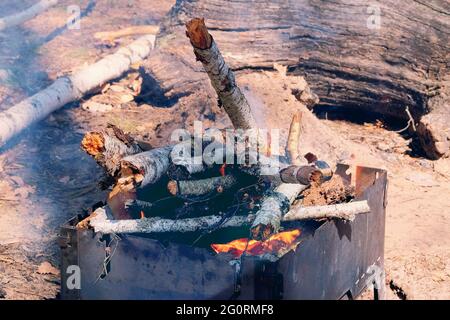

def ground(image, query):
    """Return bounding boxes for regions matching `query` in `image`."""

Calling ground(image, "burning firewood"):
[211,229,302,260]
[167,175,237,197]
[81,124,145,176]
[89,207,254,234]
[87,200,370,234]
[0,34,156,147]
[94,25,160,44]
[0,0,58,31]
[118,146,173,189]
[185,18,257,130]
[250,183,309,241]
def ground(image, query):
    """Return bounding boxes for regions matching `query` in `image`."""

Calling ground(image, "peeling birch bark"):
[119,146,172,188]
[251,183,309,240]
[88,200,369,234]
[286,112,303,165]
[185,18,257,130]
[167,175,237,197]
[89,207,252,234]
[0,0,59,31]
[0,35,156,147]
[283,200,370,222]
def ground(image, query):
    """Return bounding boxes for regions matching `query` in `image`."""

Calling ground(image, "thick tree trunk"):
[148,0,449,159]
[0,35,156,147]
[0,0,58,31]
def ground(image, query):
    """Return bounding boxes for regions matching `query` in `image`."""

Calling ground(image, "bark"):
[89,207,252,234]
[167,175,237,197]
[0,0,58,31]
[89,201,368,234]
[150,0,450,159]
[81,124,144,176]
[284,200,370,222]
[94,25,160,43]
[0,35,156,147]
[286,112,302,165]
[251,183,308,240]
[185,18,258,130]
[119,146,172,189]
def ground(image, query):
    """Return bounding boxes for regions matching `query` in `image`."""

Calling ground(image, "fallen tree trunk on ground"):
[0,35,156,147]
[0,0,58,31]
[89,200,370,234]
[149,0,450,159]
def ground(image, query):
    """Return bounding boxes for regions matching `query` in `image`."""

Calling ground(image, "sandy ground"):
[0,0,449,300]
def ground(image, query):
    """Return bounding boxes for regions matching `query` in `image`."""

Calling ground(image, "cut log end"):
[81,132,104,156]
[167,180,178,195]
[185,18,212,50]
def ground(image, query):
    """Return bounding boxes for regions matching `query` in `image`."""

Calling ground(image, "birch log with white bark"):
[185,18,257,130]
[0,0,59,31]
[89,201,370,234]
[0,35,156,147]
[284,200,370,222]
[167,175,237,197]
[89,207,252,234]
[251,183,308,240]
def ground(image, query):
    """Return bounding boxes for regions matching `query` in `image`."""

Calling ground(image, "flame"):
[211,229,301,258]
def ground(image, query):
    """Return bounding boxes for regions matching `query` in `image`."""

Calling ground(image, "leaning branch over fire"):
[185,18,257,130]
[284,200,370,221]
[81,124,144,176]
[0,0,59,31]
[0,34,156,147]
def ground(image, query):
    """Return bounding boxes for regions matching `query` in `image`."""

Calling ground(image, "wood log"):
[0,0,58,31]
[119,146,173,189]
[185,18,258,130]
[81,124,144,176]
[151,0,450,159]
[89,207,252,234]
[89,201,369,234]
[250,183,308,240]
[286,112,303,165]
[94,25,160,43]
[284,200,370,222]
[0,34,156,147]
[167,175,237,197]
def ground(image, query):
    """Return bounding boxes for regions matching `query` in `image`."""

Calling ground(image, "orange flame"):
[211,229,301,258]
